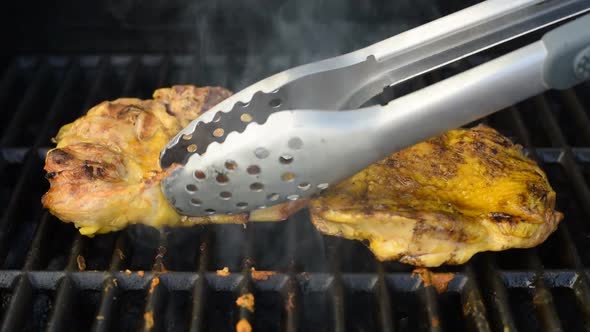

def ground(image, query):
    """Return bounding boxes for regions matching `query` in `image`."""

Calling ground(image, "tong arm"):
[162,13,590,216]
[160,0,589,168]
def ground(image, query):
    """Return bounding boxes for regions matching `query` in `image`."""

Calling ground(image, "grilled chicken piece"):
[42,86,305,236]
[310,125,562,267]
[43,85,561,267]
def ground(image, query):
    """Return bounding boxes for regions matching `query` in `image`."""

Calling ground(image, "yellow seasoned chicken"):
[43,85,561,267]
[310,125,562,267]
[42,85,306,235]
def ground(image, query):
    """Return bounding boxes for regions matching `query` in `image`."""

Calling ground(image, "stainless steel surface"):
[163,41,549,216]
[160,0,589,167]
[161,0,590,216]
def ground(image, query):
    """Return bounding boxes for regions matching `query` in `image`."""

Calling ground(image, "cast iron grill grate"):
[0,47,590,331]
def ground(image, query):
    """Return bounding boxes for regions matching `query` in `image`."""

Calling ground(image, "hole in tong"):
[254,147,269,159]
[190,198,202,206]
[269,98,282,108]
[240,113,253,122]
[281,172,295,182]
[216,173,229,184]
[267,193,279,201]
[288,137,303,150]
[219,191,232,200]
[213,128,225,137]
[205,208,216,214]
[236,202,248,209]
[250,182,264,191]
[187,144,197,153]
[194,170,206,180]
[225,160,238,171]
[317,183,329,190]
[279,154,293,164]
[182,133,193,140]
[213,112,222,122]
[186,184,198,192]
[298,183,310,191]
[287,194,300,201]
[247,165,261,175]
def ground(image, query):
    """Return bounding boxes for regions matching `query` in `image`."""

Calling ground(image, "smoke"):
[125,0,447,272]
[194,0,438,91]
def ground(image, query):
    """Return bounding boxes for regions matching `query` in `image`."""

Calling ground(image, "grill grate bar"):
[477,255,518,331]
[142,272,168,331]
[327,239,346,332]
[527,252,564,331]
[531,94,590,327]
[534,95,590,216]
[236,226,255,331]
[0,56,83,325]
[420,282,442,332]
[572,272,590,328]
[559,89,590,145]
[78,57,110,116]
[556,224,590,326]
[0,60,79,265]
[91,277,119,332]
[506,105,567,330]
[461,264,491,332]
[91,234,129,332]
[21,213,55,271]
[0,61,51,147]
[0,275,33,332]
[45,277,77,332]
[43,235,88,331]
[376,263,394,332]
[189,231,210,332]
[284,215,298,332]
[141,231,169,331]
[0,271,586,292]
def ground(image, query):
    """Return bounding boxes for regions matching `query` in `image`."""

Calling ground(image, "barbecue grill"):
[2,0,590,331]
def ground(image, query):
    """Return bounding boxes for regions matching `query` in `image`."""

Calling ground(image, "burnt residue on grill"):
[490,212,515,223]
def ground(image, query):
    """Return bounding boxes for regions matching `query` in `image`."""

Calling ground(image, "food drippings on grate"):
[216,267,230,277]
[235,293,255,312]
[236,318,252,332]
[250,267,276,281]
[412,268,455,293]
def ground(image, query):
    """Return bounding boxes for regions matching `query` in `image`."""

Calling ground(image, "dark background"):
[3,0,477,54]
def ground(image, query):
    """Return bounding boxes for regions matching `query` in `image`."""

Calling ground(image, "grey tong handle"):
[543,13,590,87]
[165,14,590,216]
[347,13,590,162]
[161,4,590,217]
[160,0,589,169]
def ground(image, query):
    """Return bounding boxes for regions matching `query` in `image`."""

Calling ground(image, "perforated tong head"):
[160,0,590,217]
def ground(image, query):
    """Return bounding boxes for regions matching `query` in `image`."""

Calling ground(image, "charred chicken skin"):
[310,125,562,266]
[43,85,561,267]
[42,86,306,235]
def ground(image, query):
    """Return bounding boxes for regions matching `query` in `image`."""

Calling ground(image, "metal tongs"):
[160,0,590,217]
